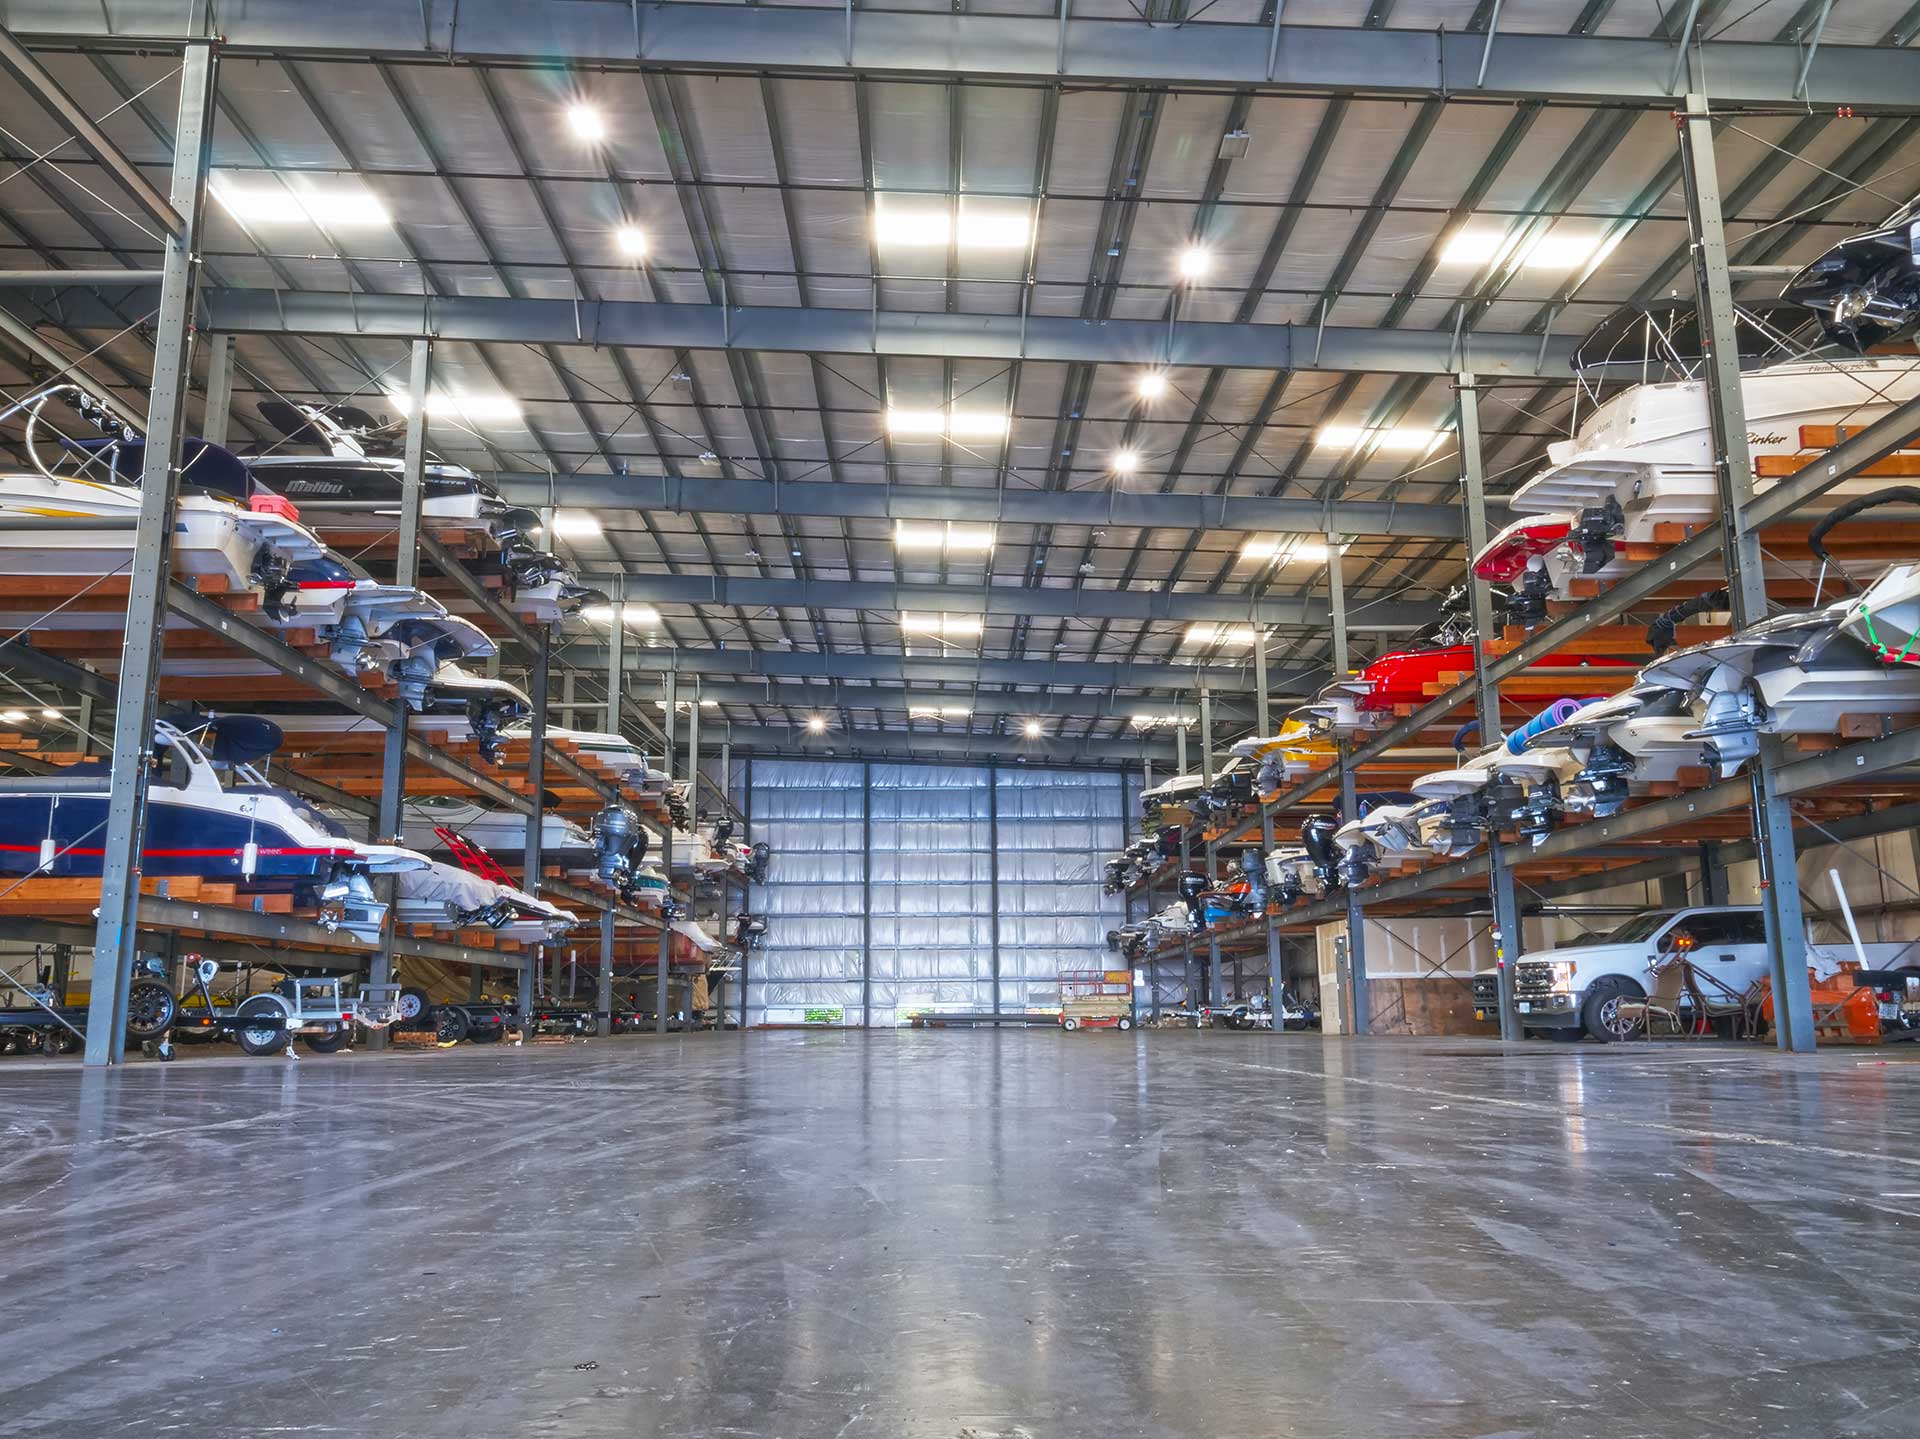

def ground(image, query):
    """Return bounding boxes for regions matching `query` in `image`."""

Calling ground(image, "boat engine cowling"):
[592,803,639,885]
[1573,495,1624,575]
[746,840,772,884]
[1301,814,1340,891]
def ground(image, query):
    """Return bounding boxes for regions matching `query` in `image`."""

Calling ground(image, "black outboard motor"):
[1301,814,1341,892]
[711,818,735,847]
[1103,858,1129,895]
[1573,495,1624,575]
[1238,848,1268,914]
[1509,565,1554,629]
[746,841,772,885]
[466,697,520,764]
[1176,872,1210,926]
[1156,826,1183,860]
[726,912,769,949]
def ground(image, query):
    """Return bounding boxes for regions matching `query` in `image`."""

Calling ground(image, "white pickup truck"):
[1471,906,1918,1042]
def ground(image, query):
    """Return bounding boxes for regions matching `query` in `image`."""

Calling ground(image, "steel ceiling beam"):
[0,286,1574,378]
[491,471,1476,541]
[559,642,1299,695]
[12,1,1920,110]
[579,572,1428,629]
[598,675,1258,724]
[706,723,1175,768]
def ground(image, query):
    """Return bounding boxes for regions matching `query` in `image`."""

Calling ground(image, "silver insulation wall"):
[741,759,1126,1027]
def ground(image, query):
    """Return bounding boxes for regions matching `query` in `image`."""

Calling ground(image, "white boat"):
[1522,686,1707,814]
[1479,355,1920,606]
[0,467,330,591]
[402,795,595,866]
[0,717,427,942]
[394,858,577,943]
[1263,846,1320,907]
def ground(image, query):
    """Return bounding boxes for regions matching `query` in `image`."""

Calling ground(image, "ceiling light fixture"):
[211,172,390,228]
[615,225,648,258]
[385,391,523,424]
[1136,372,1169,401]
[579,602,662,627]
[900,614,984,638]
[1023,720,1043,739]
[1177,246,1212,281]
[0,709,26,723]
[884,408,1009,441]
[1111,448,1140,475]
[1240,536,1330,564]
[39,708,59,720]
[807,715,827,734]
[1182,623,1261,648]
[567,103,608,142]
[549,510,602,538]
[1315,424,1443,454]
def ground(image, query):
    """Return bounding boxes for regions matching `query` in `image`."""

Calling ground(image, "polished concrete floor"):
[5,1032,1920,1438]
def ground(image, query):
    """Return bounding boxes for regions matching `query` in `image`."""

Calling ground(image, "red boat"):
[1354,642,1633,712]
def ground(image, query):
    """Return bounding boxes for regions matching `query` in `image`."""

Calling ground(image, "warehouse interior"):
[7,2,1920,1434]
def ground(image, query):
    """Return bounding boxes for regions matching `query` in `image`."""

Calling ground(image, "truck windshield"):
[1598,912,1676,943]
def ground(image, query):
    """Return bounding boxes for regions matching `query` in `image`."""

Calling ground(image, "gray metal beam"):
[713,722,1175,767]
[16,1,1920,110]
[1457,373,1521,1042]
[520,628,550,1032]
[1328,531,1367,1035]
[83,41,211,1067]
[587,572,1427,630]
[601,676,1248,725]
[1681,93,1814,1054]
[558,641,1306,697]
[490,471,1477,542]
[0,23,180,237]
[112,288,1573,378]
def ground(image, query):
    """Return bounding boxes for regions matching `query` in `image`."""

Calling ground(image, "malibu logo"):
[1747,430,1788,447]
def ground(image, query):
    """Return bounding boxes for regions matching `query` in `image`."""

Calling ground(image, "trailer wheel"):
[234,996,290,1056]
[1063,1017,1080,1031]
[1116,1016,1134,1032]
[397,986,433,1028]
[434,1005,471,1044]
[303,1022,354,1054]
[125,980,176,1041]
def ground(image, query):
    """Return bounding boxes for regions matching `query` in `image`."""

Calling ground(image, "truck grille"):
[1515,963,1557,997]
[1471,973,1499,1007]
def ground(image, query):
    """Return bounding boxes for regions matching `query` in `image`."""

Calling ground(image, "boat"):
[1520,685,1710,816]
[1783,191,1920,351]
[402,795,596,868]
[1332,800,1437,883]
[0,716,427,941]
[1472,301,1920,616]
[0,386,331,591]
[247,401,601,622]
[397,824,577,942]
[1263,846,1320,907]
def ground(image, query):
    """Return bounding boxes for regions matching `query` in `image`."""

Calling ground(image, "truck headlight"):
[1550,961,1577,988]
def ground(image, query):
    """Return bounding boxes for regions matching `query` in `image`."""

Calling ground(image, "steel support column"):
[1328,531,1368,1033]
[1175,724,1193,1010]
[987,762,1002,1018]
[520,628,550,1033]
[83,43,214,1066]
[1201,687,1221,1006]
[369,339,431,1050]
[596,906,614,1039]
[656,664,676,1036]
[1253,620,1284,1014]
[605,576,626,738]
[740,756,752,1032]
[1458,374,1523,1041]
[1680,93,1814,1053]
[862,759,874,1027]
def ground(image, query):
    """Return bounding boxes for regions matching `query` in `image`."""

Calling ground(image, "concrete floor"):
[4,1033,1920,1438]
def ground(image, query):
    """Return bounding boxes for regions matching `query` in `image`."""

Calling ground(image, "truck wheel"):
[303,1022,354,1054]
[234,996,290,1056]
[397,986,433,1029]
[435,1005,471,1044]
[1582,979,1645,1043]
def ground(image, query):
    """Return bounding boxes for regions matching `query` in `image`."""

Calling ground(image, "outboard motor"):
[1103,858,1129,895]
[592,803,638,885]
[1514,775,1560,845]
[1572,495,1625,575]
[1155,826,1183,860]
[726,912,769,950]
[1176,872,1210,926]
[746,840,772,885]
[1570,744,1634,817]
[711,818,735,847]
[1508,560,1554,629]
[466,697,517,764]
[1301,814,1341,892]
[1238,848,1268,914]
